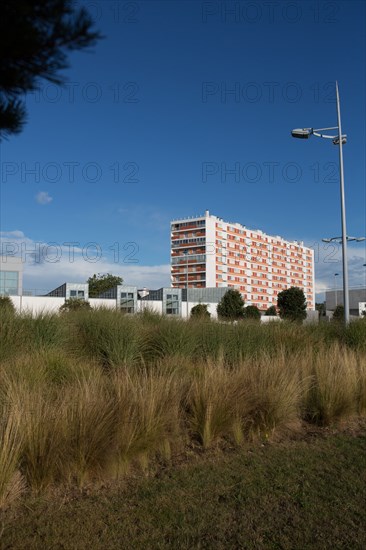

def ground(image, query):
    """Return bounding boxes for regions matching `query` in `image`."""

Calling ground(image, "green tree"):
[190,303,210,319]
[60,298,91,313]
[217,289,245,321]
[0,0,101,138]
[0,295,15,314]
[264,305,277,316]
[332,305,345,322]
[277,286,307,322]
[244,305,261,320]
[87,273,123,297]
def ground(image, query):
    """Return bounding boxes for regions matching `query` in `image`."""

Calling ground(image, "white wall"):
[89,298,116,309]
[180,302,218,319]
[260,315,280,323]
[10,296,116,314]
[10,295,64,314]
[140,301,163,315]
[205,216,217,287]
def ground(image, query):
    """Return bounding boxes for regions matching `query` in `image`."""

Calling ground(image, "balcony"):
[171,254,206,265]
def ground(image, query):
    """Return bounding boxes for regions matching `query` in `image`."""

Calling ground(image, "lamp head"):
[333,135,347,145]
[291,128,312,139]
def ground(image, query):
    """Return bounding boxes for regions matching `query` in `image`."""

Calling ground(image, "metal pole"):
[334,274,337,307]
[186,256,189,319]
[336,81,349,324]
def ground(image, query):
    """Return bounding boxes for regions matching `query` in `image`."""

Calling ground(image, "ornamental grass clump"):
[304,344,359,425]
[111,368,182,474]
[69,308,142,368]
[0,408,24,509]
[186,362,249,448]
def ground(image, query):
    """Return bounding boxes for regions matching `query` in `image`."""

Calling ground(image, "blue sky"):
[1,0,365,299]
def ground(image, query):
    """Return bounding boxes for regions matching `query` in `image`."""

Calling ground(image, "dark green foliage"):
[332,305,345,322]
[244,305,261,320]
[0,0,101,138]
[217,289,245,321]
[265,305,277,316]
[277,286,307,322]
[315,302,326,317]
[190,303,210,319]
[0,295,15,314]
[87,273,123,297]
[60,298,92,312]
[344,319,366,351]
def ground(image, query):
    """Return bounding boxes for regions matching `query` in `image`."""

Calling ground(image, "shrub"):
[265,305,277,316]
[277,287,307,322]
[190,303,210,319]
[217,289,245,321]
[60,298,91,313]
[244,305,261,320]
[0,296,15,315]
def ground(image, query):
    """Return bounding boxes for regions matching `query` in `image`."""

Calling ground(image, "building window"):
[70,290,85,299]
[166,293,179,315]
[0,270,19,295]
[121,292,135,313]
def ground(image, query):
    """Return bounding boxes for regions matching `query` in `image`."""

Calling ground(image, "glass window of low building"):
[121,292,135,313]
[70,290,85,299]
[0,271,19,295]
[166,293,179,315]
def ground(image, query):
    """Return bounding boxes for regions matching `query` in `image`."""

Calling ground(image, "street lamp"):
[322,236,365,243]
[292,82,349,323]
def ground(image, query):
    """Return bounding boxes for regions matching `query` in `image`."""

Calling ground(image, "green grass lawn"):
[1,430,365,550]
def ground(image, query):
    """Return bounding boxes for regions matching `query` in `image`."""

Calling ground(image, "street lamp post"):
[183,250,189,318]
[291,82,350,324]
[334,273,339,308]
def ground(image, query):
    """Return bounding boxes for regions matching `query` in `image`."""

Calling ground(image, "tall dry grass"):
[0,311,365,506]
[304,344,361,425]
[0,408,24,509]
[111,368,182,473]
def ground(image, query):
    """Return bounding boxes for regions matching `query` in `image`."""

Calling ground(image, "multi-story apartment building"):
[171,211,315,311]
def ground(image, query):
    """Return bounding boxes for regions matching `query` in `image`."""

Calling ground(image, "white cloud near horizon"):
[36,191,53,205]
[312,242,366,301]
[1,231,364,299]
[0,230,171,292]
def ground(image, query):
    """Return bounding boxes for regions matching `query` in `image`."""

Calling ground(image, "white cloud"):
[36,191,53,205]
[1,231,364,299]
[0,230,170,293]
[0,230,25,239]
[311,241,366,301]
[23,258,171,294]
